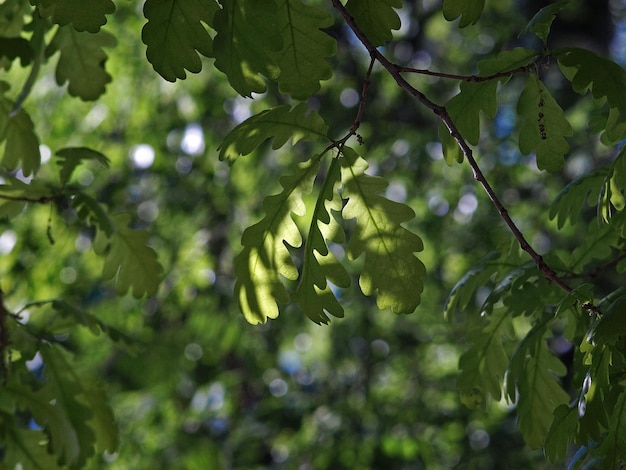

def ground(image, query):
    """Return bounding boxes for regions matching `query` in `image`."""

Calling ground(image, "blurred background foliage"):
[2,0,625,468]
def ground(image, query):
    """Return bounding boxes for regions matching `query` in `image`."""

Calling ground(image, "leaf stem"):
[331,0,601,316]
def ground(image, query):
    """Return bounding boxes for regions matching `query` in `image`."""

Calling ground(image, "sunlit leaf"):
[293,157,350,324]
[271,0,336,100]
[218,103,329,163]
[94,213,163,297]
[33,0,115,33]
[213,0,282,97]
[235,158,320,324]
[517,74,572,171]
[345,0,402,46]
[142,0,218,81]
[340,146,425,313]
[51,25,116,100]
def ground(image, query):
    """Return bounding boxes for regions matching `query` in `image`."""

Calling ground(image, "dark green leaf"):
[442,0,485,27]
[519,1,569,44]
[458,308,512,401]
[549,169,607,228]
[271,0,336,100]
[340,146,426,313]
[0,37,32,68]
[56,146,110,187]
[545,404,578,463]
[595,390,626,468]
[142,0,218,81]
[71,191,114,236]
[558,48,626,125]
[33,0,115,33]
[51,26,116,100]
[213,0,282,96]
[345,0,402,46]
[506,317,569,448]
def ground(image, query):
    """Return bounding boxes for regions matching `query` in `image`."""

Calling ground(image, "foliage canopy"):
[1,0,626,468]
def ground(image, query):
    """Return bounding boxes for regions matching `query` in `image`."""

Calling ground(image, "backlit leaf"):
[213,0,282,96]
[545,404,578,463]
[293,157,350,324]
[142,0,218,81]
[345,0,402,46]
[517,74,572,171]
[218,103,329,163]
[235,158,320,324]
[51,25,116,100]
[340,146,425,313]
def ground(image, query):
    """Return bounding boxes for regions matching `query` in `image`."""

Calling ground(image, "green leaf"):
[549,169,607,228]
[235,158,320,324]
[0,82,40,175]
[506,317,570,448]
[1,426,63,470]
[218,103,329,163]
[212,0,282,97]
[142,0,218,82]
[71,191,115,237]
[545,404,578,463]
[51,25,116,100]
[458,308,512,401]
[0,178,52,218]
[33,0,115,33]
[590,296,626,345]
[8,384,81,466]
[517,74,572,172]
[599,145,626,221]
[271,0,336,100]
[519,1,569,44]
[81,386,119,454]
[340,146,426,313]
[94,213,163,297]
[56,146,110,187]
[441,48,536,164]
[595,390,626,468]
[293,157,350,324]
[345,0,402,46]
[443,251,499,319]
[558,48,626,124]
[442,0,485,27]
[0,37,33,68]
[38,346,97,467]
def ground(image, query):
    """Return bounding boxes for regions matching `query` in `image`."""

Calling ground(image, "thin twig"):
[0,194,54,204]
[331,0,601,315]
[394,64,538,82]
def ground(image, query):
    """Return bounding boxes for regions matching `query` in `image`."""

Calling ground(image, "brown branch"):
[331,0,601,316]
[394,64,538,82]
[0,194,54,204]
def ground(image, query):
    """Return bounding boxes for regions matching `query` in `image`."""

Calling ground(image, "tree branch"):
[331,0,601,315]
